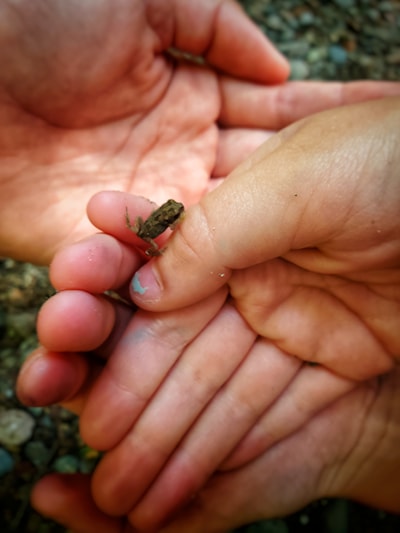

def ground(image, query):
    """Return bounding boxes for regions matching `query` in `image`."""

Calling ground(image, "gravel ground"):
[1,1,399,532]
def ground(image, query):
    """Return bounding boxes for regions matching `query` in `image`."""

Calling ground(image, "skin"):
[28,373,400,533]
[18,98,400,532]
[0,0,290,264]
[2,0,400,265]
[3,0,400,530]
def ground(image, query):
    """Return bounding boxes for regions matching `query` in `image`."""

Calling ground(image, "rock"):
[53,454,80,473]
[387,49,400,64]
[328,44,348,64]
[279,41,310,57]
[266,14,285,31]
[0,408,35,446]
[6,311,37,340]
[24,441,54,468]
[289,59,310,80]
[307,47,328,63]
[0,447,14,476]
[333,0,355,8]
[298,11,315,26]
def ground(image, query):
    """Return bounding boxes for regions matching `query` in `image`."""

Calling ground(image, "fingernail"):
[131,265,162,301]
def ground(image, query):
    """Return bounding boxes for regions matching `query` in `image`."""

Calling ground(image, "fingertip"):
[16,348,89,407]
[50,232,139,293]
[32,474,123,532]
[172,0,289,84]
[87,191,157,241]
[86,190,123,223]
[50,234,115,292]
[31,473,83,513]
[209,1,290,84]
[130,251,229,312]
[37,291,115,352]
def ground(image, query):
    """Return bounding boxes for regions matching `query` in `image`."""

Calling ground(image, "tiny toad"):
[125,199,184,256]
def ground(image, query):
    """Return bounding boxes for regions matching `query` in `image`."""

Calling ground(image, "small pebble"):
[289,59,310,80]
[0,408,35,446]
[266,14,285,31]
[24,441,53,468]
[298,11,315,26]
[53,454,80,473]
[328,44,348,64]
[0,447,14,476]
[333,0,355,8]
[307,47,328,63]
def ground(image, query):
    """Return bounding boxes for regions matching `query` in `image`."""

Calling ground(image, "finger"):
[90,303,257,516]
[222,364,357,469]
[43,241,139,351]
[21,294,134,410]
[37,291,116,352]
[214,128,274,177]
[230,260,395,381]
[171,0,289,83]
[129,98,400,311]
[219,79,400,130]
[126,340,301,530]
[50,233,143,293]
[16,347,91,411]
[31,474,132,533]
[215,81,400,176]
[86,192,182,255]
[79,289,227,452]
[158,453,315,533]
[158,382,375,532]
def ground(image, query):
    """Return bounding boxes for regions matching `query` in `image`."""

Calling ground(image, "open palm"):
[0,0,289,263]
[2,0,398,265]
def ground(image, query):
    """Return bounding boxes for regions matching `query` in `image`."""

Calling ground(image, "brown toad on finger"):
[125,199,184,256]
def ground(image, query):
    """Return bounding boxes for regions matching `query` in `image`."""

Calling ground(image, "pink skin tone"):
[0,0,290,264]
[4,0,400,530]
[18,97,400,532]
[3,0,400,266]
[29,372,400,533]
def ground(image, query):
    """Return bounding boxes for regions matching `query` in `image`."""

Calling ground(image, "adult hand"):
[18,96,400,530]
[2,0,400,265]
[30,367,400,532]
[0,0,289,264]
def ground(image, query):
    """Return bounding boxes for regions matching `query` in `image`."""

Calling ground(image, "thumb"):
[130,98,399,311]
[130,126,308,309]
